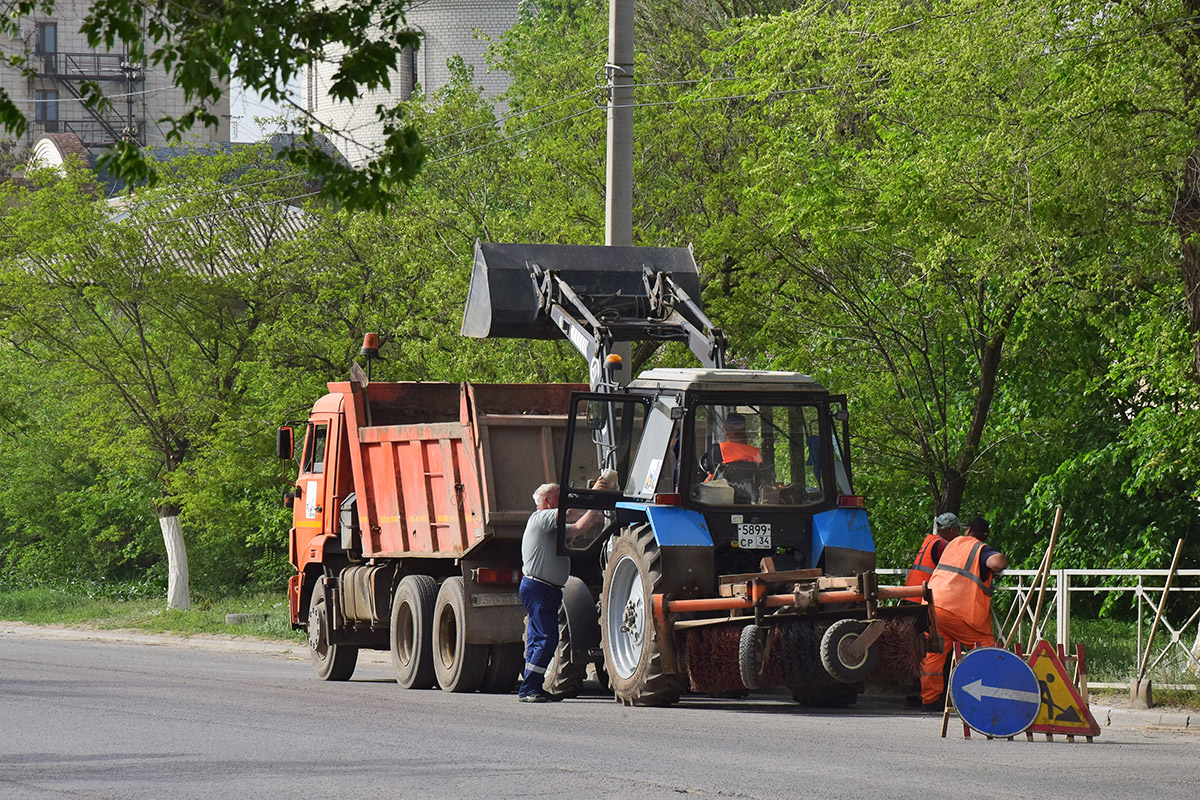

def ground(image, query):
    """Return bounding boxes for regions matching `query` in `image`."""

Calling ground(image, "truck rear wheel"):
[432,577,488,693]
[308,587,358,681]
[390,575,437,689]
[600,524,687,706]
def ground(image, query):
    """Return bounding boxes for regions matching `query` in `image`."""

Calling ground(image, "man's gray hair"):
[532,483,559,506]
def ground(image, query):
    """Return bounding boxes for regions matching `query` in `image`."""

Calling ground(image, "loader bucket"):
[461,241,704,340]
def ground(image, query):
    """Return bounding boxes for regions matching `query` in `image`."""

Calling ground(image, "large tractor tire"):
[432,577,488,693]
[543,576,597,698]
[544,606,586,698]
[308,585,358,681]
[390,575,437,689]
[479,642,524,694]
[600,524,688,706]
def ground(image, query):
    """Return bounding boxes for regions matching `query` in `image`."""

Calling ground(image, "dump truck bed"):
[334,380,583,559]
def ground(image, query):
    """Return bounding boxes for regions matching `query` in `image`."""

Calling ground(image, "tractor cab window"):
[559,393,649,553]
[563,395,647,493]
[301,423,329,474]
[690,403,827,507]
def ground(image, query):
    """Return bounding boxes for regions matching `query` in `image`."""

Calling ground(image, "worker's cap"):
[965,516,990,535]
[934,512,960,531]
[725,413,747,429]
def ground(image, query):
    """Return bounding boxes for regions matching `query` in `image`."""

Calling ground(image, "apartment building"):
[307,0,521,166]
[2,0,229,158]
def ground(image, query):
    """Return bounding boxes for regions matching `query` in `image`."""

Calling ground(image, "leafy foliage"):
[0,0,424,211]
[1,0,1199,604]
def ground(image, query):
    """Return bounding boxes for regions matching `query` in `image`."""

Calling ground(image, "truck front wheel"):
[432,577,488,692]
[308,587,358,681]
[600,524,687,706]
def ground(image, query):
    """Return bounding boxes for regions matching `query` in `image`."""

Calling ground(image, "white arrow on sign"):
[961,679,1040,704]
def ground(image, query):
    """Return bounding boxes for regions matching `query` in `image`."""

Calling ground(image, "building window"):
[34,22,57,55]
[35,89,58,132]
[35,21,57,73]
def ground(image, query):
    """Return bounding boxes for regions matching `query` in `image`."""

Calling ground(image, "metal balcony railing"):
[34,118,144,147]
[34,51,142,82]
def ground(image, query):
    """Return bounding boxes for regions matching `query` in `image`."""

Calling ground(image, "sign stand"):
[942,641,1100,743]
[1015,641,1100,742]
[944,645,1041,740]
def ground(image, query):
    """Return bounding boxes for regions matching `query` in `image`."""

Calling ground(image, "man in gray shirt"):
[518,475,615,702]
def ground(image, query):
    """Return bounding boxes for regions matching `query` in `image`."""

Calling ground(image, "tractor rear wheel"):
[544,576,596,698]
[432,577,488,692]
[479,642,524,694]
[544,605,587,697]
[390,575,436,689]
[600,524,687,706]
[308,586,358,681]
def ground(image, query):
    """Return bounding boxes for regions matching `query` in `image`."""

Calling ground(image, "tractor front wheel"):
[600,524,687,706]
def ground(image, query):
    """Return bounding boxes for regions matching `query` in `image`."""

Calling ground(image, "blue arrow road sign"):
[950,647,1040,738]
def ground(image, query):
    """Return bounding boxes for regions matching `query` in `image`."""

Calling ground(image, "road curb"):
[1093,706,1192,729]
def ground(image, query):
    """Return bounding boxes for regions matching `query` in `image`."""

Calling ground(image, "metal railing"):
[36,51,141,81]
[879,567,1200,689]
[35,118,144,147]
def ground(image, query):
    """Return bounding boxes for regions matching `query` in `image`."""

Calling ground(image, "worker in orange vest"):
[919,516,1008,711]
[700,413,762,477]
[905,512,961,600]
[902,512,959,706]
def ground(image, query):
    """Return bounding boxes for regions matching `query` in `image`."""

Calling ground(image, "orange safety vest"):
[928,535,993,630]
[719,441,762,464]
[903,532,944,603]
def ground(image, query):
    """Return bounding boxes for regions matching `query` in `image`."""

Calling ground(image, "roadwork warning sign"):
[1026,640,1101,737]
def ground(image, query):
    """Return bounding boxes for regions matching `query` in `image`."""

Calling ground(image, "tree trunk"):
[158,507,190,610]
[944,303,1019,514]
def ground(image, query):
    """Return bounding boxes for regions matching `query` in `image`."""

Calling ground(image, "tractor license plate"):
[738,523,771,549]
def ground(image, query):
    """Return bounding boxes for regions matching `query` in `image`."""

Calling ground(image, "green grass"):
[0,587,304,642]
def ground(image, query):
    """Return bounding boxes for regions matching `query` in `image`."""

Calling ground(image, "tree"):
[1,0,424,211]
[0,147,310,607]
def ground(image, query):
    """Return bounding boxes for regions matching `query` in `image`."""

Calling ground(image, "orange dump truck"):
[280,380,583,691]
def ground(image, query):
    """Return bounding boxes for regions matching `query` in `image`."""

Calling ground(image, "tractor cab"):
[556,368,873,580]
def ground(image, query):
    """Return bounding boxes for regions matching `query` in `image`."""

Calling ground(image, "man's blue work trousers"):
[519,576,562,697]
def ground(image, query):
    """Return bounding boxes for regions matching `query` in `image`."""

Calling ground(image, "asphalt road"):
[1,625,1196,799]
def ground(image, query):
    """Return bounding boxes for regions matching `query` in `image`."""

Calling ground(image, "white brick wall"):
[0,0,230,156]
[308,0,521,166]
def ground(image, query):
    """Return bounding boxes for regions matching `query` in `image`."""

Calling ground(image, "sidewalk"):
[1091,704,1193,729]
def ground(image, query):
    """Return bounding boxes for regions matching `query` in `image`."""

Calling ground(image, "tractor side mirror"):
[276,426,294,460]
[586,401,607,431]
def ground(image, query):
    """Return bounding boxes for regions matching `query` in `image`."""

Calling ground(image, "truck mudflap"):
[648,570,935,698]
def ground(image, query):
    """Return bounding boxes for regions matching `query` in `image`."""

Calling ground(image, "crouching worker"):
[518,472,617,703]
[920,516,1008,711]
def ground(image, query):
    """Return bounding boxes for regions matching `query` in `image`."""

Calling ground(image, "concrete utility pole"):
[605,0,634,247]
